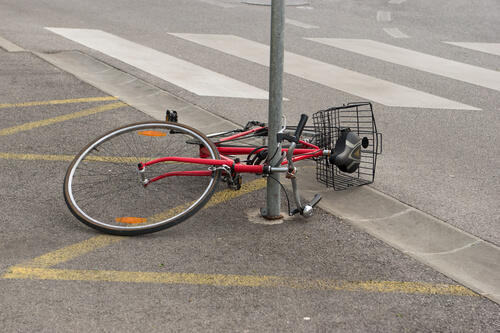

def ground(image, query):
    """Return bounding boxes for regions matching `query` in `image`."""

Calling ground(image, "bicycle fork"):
[281,140,322,217]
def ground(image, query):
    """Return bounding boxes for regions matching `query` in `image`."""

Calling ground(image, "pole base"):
[260,207,284,220]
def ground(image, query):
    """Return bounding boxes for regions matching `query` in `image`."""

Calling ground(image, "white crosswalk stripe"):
[46,28,270,99]
[197,0,237,8]
[444,42,500,57]
[307,38,500,93]
[285,18,319,29]
[170,33,479,110]
[383,27,410,39]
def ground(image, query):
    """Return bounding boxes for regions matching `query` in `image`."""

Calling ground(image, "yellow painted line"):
[0,152,159,164]
[82,155,152,164]
[0,152,199,164]
[0,96,117,109]
[0,173,475,297]
[0,102,126,136]
[206,178,266,208]
[0,152,75,162]
[14,178,266,269]
[150,178,266,222]
[2,266,477,296]
[0,149,265,220]
[20,235,124,268]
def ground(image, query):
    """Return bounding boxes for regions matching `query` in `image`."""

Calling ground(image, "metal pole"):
[263,0,285,219]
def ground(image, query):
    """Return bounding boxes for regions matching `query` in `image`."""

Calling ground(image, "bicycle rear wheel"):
[64,122,220,236]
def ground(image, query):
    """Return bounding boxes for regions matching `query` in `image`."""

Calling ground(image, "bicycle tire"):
[64,121,220,236]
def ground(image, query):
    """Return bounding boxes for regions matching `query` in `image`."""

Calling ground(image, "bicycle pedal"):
[226,174,242,191]
[300,194,322,218]
[302,205,314,218]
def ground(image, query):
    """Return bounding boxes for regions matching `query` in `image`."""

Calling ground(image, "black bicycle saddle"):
[329,128,365,173]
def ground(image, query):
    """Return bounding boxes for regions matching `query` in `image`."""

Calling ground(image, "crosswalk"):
[444,42,500,57]
[170,33,478,110]
[306,38,500,92]
[46,27,499,110]
[46,28,269,99]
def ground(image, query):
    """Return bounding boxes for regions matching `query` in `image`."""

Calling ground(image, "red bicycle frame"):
[139,127,326,186]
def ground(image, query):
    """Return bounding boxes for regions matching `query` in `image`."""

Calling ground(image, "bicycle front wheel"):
[64,122,220,236]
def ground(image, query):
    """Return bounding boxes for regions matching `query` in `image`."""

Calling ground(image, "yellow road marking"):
[82,155,152,164]
[0,150,265,221]
[0,152,158,164]
[2,266,477,296]
[0,102,126,136]
[0,152,200,165]
[206,178,266,208]
[15,178,266,268]
[0,96,117,109]
[150,178,266,222]
[0,173,476,297]
[20,235,124,268]
[0,152,75,162]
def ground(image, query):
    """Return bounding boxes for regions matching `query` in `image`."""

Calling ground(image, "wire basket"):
[312,102,382,190]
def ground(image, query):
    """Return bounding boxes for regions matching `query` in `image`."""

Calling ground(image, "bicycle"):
[63,102,382,236]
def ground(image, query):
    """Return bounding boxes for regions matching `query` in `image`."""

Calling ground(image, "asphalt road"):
[0,47,499,332]
[1,0,500,331]
[0,0,498,246]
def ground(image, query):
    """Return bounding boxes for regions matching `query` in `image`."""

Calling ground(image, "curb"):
[298,164,500,304]
[0,36,25,52]
[35,50,240,135]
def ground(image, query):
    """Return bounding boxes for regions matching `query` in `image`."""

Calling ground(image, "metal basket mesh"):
[312,102,381,190]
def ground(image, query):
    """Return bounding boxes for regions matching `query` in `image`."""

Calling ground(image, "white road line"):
[46,28,269,99]
[444,42,500,57]
[376,11,392,22]
[285,18,319,29]
[308,38,500,93]
[383,27,409,39]
[388,0,407,4]
[197,0,236,8]
[170,33,479,110]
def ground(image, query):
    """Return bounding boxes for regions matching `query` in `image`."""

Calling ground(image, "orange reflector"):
[138,130,166,137]
[115,217,148,224]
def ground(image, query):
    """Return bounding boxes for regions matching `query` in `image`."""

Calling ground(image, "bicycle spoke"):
[64,122,220,235]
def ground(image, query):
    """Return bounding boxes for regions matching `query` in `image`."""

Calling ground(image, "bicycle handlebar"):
[277,114,309,144]
[294,114,309,139]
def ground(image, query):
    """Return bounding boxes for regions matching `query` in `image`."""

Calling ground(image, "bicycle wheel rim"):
[64,122,220,234]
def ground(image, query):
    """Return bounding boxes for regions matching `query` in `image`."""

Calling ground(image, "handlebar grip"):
[309,193,321,208]
[294,114,309,140]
